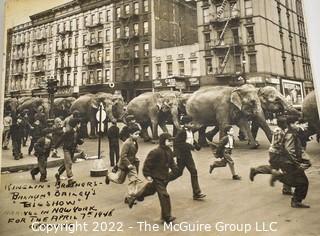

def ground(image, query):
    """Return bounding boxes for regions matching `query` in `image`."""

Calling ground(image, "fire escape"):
[210,0,242,78]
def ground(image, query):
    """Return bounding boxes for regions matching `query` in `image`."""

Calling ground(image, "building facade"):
[197,0,313,98]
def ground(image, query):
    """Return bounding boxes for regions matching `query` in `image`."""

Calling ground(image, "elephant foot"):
[249,142,260,149]
[238,135,248,141]
[198,139,209,147]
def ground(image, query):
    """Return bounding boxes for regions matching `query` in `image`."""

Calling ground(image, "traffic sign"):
[96,109,107,122]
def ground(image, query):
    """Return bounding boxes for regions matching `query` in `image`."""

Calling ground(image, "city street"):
[0,127,319,236]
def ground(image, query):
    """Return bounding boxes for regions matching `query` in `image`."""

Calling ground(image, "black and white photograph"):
[0,0,319,235]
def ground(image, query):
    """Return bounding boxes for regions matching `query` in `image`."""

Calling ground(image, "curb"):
[1,159,64,174]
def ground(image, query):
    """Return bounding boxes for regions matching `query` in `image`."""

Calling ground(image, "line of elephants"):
[4,84,320,149]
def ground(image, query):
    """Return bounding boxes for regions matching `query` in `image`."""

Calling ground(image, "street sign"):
[96,108,107,122]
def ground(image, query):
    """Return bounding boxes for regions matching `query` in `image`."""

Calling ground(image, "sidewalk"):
[1,139,104,173]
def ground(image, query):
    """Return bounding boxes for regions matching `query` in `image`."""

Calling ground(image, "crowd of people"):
[1,109,313,223]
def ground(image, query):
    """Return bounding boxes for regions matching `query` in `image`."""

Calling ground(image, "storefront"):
[153,76,200,93]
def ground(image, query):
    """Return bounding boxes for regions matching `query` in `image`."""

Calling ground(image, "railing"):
[85,38,103,47]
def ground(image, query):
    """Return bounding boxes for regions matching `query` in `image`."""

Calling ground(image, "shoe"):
[19,154,23,159]
[55,173,61,185]
[193,193,206,200]
[30,171,35,180]
[249,168,256,181]
[163,216,176,224]
[127,197,136,209]
[291,200,310,208]
[282,189,293,196]
[105,172,110,185]
[270,170,281,187]
[209,165,215,174]
[40,179,48,182]
[66,179,76,187]
[232,175,241,180]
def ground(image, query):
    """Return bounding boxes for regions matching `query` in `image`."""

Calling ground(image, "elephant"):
[4,98,19,116]
[53,97,76,119]
[126,91,182,142]
[302,91,320,141]
[17,97,50,125]
[70,92,126,138]
[186,84,272,149]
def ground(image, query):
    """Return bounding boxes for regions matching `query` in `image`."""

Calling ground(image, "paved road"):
[0,129,319,236]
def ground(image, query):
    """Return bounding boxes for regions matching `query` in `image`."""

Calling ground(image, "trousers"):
[31,156,48,180]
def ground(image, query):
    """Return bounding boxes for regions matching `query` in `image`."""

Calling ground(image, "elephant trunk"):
[171,106,181,130]
[106,105,116,123]
[255,110,272,142]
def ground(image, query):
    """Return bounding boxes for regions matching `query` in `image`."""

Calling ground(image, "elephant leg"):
[89,120,97,139]
[140,123,151,142]
[151,119,159,143]
[198,126,209,147]
[238,119,259,149]
[159,123,169,134]
[80,121,88,138]
[206,126,220,142]
[251,120,260,141]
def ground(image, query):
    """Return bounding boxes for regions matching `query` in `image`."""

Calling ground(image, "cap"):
[159,133,174,140]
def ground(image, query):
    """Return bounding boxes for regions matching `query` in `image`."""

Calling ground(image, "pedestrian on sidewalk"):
[107,120,120,167]
[54,118,84,187]
[30,129,53,182]
[105,126,143,202]
[21,110,30,147]
[270,116,311,208]
[2,112,12,150]
[209,125,241,180]
[128,133,178,224]
[249,116,292,195]
[28,119,42,156]
[10,115,24,160]
[168,115,206,200]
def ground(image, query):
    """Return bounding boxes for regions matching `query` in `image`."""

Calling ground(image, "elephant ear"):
[230,89,242,110]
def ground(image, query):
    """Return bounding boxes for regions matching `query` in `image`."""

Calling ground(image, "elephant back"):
[302,91,319,129]
[70,94,95,115]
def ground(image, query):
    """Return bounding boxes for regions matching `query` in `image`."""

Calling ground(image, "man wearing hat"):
[107,120,120,167]
[270,115,311,208]
[168,115,206,200]
[54,118,84,187]
[105,126,143,202]
[9,115,24,160]
[2,112,12,150]
[127,133,178,223]
[30,129,53,182]
[120,115,139,142]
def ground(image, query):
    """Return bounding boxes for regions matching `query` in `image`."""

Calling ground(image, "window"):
[167,62,173,76]
[203,8,210,24]
[115,27,120,39]
[82,52,88,64]
[125,4,130,15]
[235,55,242,72]
[105,49,110,61]
[75,36,78,48]
[99,12,103,23]
[116,7,120,20]
[205,58,213,74]
[67,74,71,86]
[245,0,253,16]
[84,16,88,27]
[49,42,52,52]
[97,70,102,82]
[98,31,102,42]
[124,26,130,37]
[105,69,110,82]
[90,51,95,63]
[82,72,87,85]
[115,68,121,81]
[89,71,95,84]
[134,66,140,81]
[143,65,149,79]
[156,63,161,78]
[178,61,185,75]
[73,72,77,86]
[249,54,257,72]
[106,10,111,22]
[133,23,139,35]
[74,54,78,67]
[134,44,139,57]
[143,0,149,12]
[83,34,88,46]
[232,28,239,44]
[97,50,102,62]
[134,2,139,14]
[143,43,149,57]
[143,21,149,35]
[190,60,197,76]
[115,47,120,60]
[204,32,211,49]
[106,29,111,42]
[247,26,255,43]
[90,32,95,43]
[76,19,79,30]
[67,56,71,66]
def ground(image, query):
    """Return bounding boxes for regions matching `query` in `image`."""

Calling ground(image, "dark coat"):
[119,123,140,142]
[54,128,83,152]
[174,128,200,159]
[30,124,42,139]
[10,123,24,140]
[143,145,178,180]
[34,137,52,159]
[107,125,120,146]
[282,128,304,166]
[118,138,138,170]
